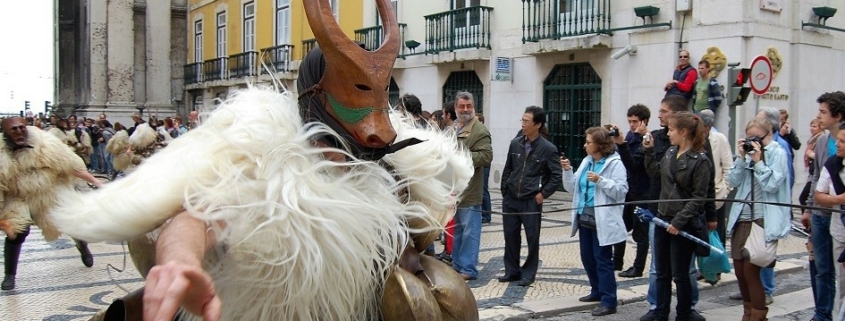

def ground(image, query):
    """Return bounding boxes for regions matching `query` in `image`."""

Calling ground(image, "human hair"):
[627,104,650,121]
[114,122,126,131]
[399,93,422,117]
[524,106,546,127]
[475,113,484,124]
[758,107,780,133]
[745,118,773,135]
[585,126,617,157]
[661,95,688,113]
[164,117,175,128]
[101,120,113,128]
[431,110,444,129]
[56,118,69,130]
[818,91,845,120]
[811,118,821,127]
[455,91,474,103]
[698,60,710,68]
[699,109,715,127]
[442,100,456,121]
[779,109,789,120]
[668,112,708,152]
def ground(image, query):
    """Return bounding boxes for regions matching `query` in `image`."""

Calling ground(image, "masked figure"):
[48,0,479,320]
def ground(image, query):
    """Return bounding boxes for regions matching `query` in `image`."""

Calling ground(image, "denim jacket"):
[726,141,792,242]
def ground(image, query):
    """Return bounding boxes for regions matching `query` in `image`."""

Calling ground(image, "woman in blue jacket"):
[726,118,791,321]
[562,126,629,317]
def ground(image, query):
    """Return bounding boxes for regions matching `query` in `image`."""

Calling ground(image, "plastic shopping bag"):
[697,231,731,284]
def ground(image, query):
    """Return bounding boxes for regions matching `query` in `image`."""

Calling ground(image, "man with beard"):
[451,91,493,281]
[0,117,102,290]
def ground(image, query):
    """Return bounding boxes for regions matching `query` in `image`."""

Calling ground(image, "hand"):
[750,141,763,163]
[737,139,747,159]
[667,225,680,235]
[665,80,676,89]
[708,221,718,231]
[144,261,222,321]
[0,220,16,240]
[642,134,654,148]
[801,211,811,230]
[781,122,790,134]
[586,171,601,183]
[635,122,649,136]
[560,158,571,171]
[534,193,544,205]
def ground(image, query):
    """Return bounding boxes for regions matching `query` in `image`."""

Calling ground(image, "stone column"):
[105,0,136,116]
[87,0,108,109]
[145,0,173,113]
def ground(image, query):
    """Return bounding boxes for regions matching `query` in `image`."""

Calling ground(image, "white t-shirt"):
[816,167,845,242]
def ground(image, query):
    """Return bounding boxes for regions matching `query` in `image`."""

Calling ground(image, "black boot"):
[2,227,29,291]
[75,239,94,268]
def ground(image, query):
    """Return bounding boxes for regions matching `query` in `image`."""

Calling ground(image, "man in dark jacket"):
[499,106,562,287]
[664,50,698,102]
[615,104,651,278]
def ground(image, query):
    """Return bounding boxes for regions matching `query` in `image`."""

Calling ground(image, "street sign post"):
[749,55,773,114]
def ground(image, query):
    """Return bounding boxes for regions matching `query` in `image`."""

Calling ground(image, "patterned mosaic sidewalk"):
[0,189,811,320]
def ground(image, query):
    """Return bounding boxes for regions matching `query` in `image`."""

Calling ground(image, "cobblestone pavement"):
[0,188,811,320]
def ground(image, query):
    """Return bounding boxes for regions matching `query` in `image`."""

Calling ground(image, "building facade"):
[56,0,188,126]
[183,0,367,110]
[371,0,845,188]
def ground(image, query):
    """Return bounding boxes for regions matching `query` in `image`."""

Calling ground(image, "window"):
[194,20,203,62]
[243,2,256,52]
[276,0,291,45]
[216,12,227,58]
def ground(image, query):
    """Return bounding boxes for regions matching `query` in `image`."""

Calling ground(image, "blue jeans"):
[761,266,775,296]
[813,215,835,321]
[99,145,113,174]
[647,222,699,310]
[481,167,491,222]
[452,205,482,278]
[90,144,103,172]
[579,226,618,308]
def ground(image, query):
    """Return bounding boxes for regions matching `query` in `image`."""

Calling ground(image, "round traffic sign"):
[749,56,772,95]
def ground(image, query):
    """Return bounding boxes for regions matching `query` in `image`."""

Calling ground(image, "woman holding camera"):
[562,126,628,317]
[726,118,791,321]
[643,112,712,321]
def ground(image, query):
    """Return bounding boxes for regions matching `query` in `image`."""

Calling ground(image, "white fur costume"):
[105,130,131,171]
[2,127,86,241]
[50,87,473,320]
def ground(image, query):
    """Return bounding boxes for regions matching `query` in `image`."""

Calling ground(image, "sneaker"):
[728,292,743,300]
[765,294,773,306]
[639,309,657,321]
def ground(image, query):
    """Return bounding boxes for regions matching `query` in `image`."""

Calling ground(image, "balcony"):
[522,0,612,42]
[425,6,493,55]
[228,51,258,78]
[202,57,227,82]
[354,23,410,57]
[302,38,317,58]
[260,44,295,74]
[184,62,202,85]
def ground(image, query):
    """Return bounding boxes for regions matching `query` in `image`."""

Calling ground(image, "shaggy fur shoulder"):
[129,124,157,150]
[106,130,129,155]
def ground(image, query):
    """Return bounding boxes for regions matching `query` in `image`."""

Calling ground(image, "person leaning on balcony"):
[664,50,698,103]
[562,126,628,317]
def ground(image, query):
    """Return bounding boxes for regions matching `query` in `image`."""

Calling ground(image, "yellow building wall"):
[187,0,366,63]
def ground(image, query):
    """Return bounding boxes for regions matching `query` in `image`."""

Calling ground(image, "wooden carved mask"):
[303,0,399,148]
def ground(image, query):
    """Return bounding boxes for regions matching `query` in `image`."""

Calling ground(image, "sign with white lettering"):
[492,57,513,82]
[760,0,782,13]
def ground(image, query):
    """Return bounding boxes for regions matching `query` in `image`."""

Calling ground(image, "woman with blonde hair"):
[644,112,712,321]
[562,126,628,317]
[726,118,791,321]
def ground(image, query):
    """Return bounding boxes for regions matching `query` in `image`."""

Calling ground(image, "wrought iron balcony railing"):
[354,23,409,57]
[301,38,317,58]
[260,44,295,74]
[184,62,203,85]
[202,57,228,81]
[522,0,611,42]
[228,51,258,78]
[424,6,493,54]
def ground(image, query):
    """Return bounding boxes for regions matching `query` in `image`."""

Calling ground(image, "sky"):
[0,1,54,115]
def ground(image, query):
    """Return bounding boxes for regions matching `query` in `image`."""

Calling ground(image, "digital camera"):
[742,135,763,154]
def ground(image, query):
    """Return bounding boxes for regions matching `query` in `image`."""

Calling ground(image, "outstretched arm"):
[73,170,103,188]
[144,211,221,321]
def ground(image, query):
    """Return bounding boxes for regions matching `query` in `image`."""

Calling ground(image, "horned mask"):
[299,0,414,160]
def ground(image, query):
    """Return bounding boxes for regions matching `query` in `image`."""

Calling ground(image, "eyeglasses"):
[679,55,689,58]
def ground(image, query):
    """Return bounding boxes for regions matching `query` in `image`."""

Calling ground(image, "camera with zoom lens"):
[742,136,763,154]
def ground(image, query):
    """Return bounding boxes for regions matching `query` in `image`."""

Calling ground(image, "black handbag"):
[579,207,597,229]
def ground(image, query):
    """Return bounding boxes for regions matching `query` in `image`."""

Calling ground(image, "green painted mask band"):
[326,93,387,124]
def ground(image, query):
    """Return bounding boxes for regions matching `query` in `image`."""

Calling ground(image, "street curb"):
[478,256,807,321]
